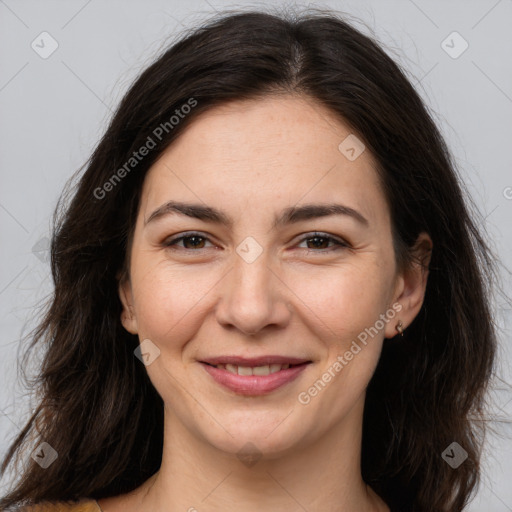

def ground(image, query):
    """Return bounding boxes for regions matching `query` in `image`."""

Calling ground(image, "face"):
[119,94,424,458]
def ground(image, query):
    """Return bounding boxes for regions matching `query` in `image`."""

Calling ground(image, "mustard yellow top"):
[21,499,101,511]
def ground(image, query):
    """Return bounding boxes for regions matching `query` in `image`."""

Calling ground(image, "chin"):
[197,414,309,460]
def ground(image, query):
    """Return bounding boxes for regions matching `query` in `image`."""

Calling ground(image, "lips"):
[200,355,311,366]
[199,356,312,395]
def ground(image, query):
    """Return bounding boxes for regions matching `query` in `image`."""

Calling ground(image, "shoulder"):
[18,499,100,512]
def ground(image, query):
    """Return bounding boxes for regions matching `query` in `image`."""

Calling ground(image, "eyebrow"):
[144,200,369,229]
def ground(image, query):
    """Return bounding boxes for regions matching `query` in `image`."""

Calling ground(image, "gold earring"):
[396,321,404,337]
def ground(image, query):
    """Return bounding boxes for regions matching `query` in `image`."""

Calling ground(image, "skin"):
[98,94,432,512]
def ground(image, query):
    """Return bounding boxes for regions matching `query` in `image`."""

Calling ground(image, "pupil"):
[308,236,327,249]
[185,236,204,249]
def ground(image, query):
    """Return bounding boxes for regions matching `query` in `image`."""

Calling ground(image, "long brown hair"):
[1,7,500,511]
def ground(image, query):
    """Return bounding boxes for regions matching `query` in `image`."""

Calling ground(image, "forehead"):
[140,94,389,229]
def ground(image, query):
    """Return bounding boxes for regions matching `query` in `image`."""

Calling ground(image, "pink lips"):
[200,356,312,395]
[201,355,310,366]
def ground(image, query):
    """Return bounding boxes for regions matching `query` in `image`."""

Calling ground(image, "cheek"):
[289,259,392,345]
[130,259,219,346]
[292,265,392,425]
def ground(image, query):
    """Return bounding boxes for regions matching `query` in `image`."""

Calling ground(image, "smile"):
[200,358,312,395]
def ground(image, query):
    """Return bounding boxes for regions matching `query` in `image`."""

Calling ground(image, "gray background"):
[1,0,511,509]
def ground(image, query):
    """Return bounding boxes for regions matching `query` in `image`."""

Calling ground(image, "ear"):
[118,274,139,335]
[385,232,432,339]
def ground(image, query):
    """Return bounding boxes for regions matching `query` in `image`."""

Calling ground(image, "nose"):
[215,250,291,337]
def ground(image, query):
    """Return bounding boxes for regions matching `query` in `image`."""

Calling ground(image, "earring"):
[396,321,404,337]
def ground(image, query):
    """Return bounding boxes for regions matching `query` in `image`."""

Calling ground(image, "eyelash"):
[162,231,350,254]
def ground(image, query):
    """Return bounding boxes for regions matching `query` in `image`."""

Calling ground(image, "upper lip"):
[200,356,312,366]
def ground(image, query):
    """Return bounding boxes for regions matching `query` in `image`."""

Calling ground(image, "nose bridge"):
[233,246,272,301]
[216,240,289,335]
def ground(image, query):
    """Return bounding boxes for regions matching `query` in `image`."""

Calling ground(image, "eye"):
[162,232,216,250]
[296,232,350,253]
[162,231,350,254]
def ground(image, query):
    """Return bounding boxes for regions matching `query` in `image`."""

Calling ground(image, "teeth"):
[225,363,237,374]
[238,365,253,376]
[253,365,270,376]
[215,363,291,375]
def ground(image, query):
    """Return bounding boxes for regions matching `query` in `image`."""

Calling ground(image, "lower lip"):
[200,362,310,395]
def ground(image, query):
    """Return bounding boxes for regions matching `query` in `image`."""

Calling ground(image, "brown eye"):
[297,232,349,252]
[163,232,214,250]
[305,236,330,249]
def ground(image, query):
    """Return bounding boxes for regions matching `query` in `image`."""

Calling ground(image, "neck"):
[134,395,387,512]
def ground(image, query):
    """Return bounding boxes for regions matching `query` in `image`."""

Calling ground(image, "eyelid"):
[162,231,351,252]
[162,231,217,249]
[295,231,351,250]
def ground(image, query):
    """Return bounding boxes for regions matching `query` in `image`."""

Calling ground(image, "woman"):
[1,7,498,512]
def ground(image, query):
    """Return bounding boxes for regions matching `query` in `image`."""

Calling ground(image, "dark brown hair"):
[1,7,500,511]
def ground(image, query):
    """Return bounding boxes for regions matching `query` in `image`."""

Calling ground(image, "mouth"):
[201,361,309,375]
[199,356,312,395]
